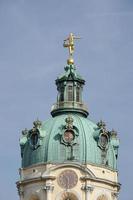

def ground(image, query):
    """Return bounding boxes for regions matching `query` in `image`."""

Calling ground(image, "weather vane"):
[63,33,80,65]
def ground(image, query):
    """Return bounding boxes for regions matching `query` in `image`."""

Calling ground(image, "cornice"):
[16,175,56,187]
[80,176,121,190]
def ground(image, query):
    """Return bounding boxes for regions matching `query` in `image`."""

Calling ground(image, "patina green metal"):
[20,64,119,170]
[20,114,119,169]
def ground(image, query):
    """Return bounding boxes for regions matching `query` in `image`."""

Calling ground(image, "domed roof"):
[20,114,119,170]
[19,36,119,170]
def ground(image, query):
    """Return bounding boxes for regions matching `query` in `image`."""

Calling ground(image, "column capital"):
[111,192,119,199]
[81,185,94,192]
[42,184,54,191]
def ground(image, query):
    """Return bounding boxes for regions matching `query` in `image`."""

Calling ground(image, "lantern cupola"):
[51,33,88,117]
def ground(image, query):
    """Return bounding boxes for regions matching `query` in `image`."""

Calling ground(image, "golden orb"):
[67,58,74,65]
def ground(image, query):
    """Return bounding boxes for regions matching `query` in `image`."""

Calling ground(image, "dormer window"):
[29,129,40,150]
[30,132,38,146]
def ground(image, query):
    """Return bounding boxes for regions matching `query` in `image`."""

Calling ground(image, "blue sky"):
[0,0,133,199]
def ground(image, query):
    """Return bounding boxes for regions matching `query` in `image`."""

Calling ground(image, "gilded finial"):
[63,33,80,65]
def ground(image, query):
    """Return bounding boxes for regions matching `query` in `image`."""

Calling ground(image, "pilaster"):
[42,182,54,200]
[81,185,94,200]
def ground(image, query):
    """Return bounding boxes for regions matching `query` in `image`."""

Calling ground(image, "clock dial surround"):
[58,170,78,189]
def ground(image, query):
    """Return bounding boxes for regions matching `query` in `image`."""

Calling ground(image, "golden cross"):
[63,33,80,64]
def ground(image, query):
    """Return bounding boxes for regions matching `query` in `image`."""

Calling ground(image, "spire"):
[51,33,88,117]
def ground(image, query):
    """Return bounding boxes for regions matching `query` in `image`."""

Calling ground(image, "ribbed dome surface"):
[20,113,118,170]
[20,64,119,170]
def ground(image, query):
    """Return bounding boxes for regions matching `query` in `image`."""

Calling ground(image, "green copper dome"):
[20,115,119,169]
[20,64,119,170]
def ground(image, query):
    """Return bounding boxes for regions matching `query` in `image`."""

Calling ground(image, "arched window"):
[97,194,108,200]
[76,87,80,102]
[60,87,64,102]
[61,192,78,200]
[100,134,108,148]
[29,194,40,200]
[68,85,73,101]
[30,133,38,146]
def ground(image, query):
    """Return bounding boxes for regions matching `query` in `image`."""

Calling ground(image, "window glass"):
[76,87,80,102]
[68,85,73,101]
[60,87,64,101]
[100,134,108,148]
[30,133,38,146]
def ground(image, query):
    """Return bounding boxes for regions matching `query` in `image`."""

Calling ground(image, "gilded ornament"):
[63,33,80,64]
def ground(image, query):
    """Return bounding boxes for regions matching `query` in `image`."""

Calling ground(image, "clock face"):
[63,130,74,143]
[58,170,78,189]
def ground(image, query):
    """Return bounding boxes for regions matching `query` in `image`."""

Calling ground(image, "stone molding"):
[46,162,95,177]
[16,176,56,187]
[80,176,120,190]
[20,162,118,173]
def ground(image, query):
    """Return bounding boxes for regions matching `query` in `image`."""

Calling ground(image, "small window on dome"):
[30,132,38,147]
[68,85,73,101]
[99,134,108,149]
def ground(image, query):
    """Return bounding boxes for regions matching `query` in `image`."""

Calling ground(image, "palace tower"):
[17,33,120,200]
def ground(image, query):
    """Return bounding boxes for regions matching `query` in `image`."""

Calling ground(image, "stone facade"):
[17,163,120,200]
